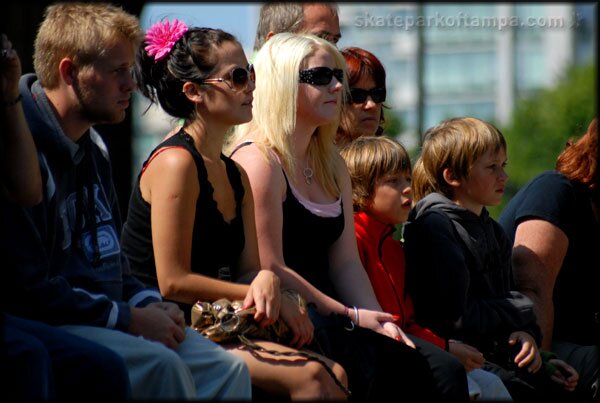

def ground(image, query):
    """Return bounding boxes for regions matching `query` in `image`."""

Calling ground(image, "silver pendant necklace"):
[303,167,314,185]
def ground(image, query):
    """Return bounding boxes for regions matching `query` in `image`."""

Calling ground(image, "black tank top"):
[122,129,245,298]
[230,142,344,300]
[281,172,345,300]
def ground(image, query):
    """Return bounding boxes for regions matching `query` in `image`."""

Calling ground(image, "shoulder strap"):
[140,146,186,177]
[229,141,291,196]
[228,140,254,158]
[237,335,351,398]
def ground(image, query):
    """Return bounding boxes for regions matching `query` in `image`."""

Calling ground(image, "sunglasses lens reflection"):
[299,67,344,86]
[350,87,386,104]
[231,66,254,91]
[313,70,332,85]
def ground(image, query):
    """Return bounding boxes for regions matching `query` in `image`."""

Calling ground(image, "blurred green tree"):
[383,108,406,138]
[488,62,596,219]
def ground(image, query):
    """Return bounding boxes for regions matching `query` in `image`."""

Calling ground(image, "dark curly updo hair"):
[135,27,238,120]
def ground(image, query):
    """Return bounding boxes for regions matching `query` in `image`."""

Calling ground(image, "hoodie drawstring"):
[74,137,101,266]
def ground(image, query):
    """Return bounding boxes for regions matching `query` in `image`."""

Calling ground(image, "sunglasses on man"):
[200,64,255,92]
[299,67,344,86]
[349,87,386,104]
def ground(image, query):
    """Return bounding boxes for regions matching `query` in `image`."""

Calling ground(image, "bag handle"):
[236,334,351,398]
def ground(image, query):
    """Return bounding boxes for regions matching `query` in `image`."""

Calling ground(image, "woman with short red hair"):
[336,47,388,146]
[500,118,599,401]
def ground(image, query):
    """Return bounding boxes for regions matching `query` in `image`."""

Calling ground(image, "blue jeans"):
[468,368,513,401]
[61,325,251,400]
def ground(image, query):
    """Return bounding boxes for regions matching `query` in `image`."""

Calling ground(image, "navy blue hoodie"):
[403,192,541,359]
[2,74,160,331]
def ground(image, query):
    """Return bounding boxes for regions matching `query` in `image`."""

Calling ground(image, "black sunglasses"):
[299,67,344,86]
[200,64,255,92]
[349,87,386,104]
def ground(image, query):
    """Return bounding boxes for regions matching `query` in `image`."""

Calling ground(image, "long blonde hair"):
[226,32,347,197]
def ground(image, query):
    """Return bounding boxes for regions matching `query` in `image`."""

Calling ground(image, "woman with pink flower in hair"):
[121,19,348,400]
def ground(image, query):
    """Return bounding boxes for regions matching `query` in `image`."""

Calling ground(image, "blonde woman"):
[226,32,439,401]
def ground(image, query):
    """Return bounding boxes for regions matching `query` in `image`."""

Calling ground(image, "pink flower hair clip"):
[145,18,189,62]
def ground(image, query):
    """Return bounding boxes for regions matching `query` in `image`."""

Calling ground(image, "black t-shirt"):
[499,170,600,345]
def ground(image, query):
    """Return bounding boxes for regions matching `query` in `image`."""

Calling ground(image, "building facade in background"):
[132,3,597,177]
[338,3,596,148]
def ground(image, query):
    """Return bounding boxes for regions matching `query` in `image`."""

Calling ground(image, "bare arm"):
[1,34,42,206]
[231,144,345,316]
[512,219,568,350]
[143,148,250,303]
[235,163,282,324]
[327,156,408,340]
[235,163,262,276]
[328,155,386,311]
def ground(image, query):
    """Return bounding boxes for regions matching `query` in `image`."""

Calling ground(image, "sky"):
[140,3,261,54]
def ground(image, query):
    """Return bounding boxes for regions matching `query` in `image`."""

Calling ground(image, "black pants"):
[553,341,600,402]
[412,335,470,402]
[308,308,438,402]
[483,359,590,403]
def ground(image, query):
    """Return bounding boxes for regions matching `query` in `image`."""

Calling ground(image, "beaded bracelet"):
[2,94,22,107]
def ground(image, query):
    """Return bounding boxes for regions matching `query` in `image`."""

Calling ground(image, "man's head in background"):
[254,3,341,51]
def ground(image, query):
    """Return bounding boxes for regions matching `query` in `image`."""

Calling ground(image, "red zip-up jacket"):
[354,211,447,349]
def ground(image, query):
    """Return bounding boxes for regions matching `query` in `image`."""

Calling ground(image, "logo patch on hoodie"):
[82,224,120,260]
[62,184,117,262]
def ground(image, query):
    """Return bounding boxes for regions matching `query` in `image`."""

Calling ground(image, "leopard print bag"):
[191,289,350,397]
